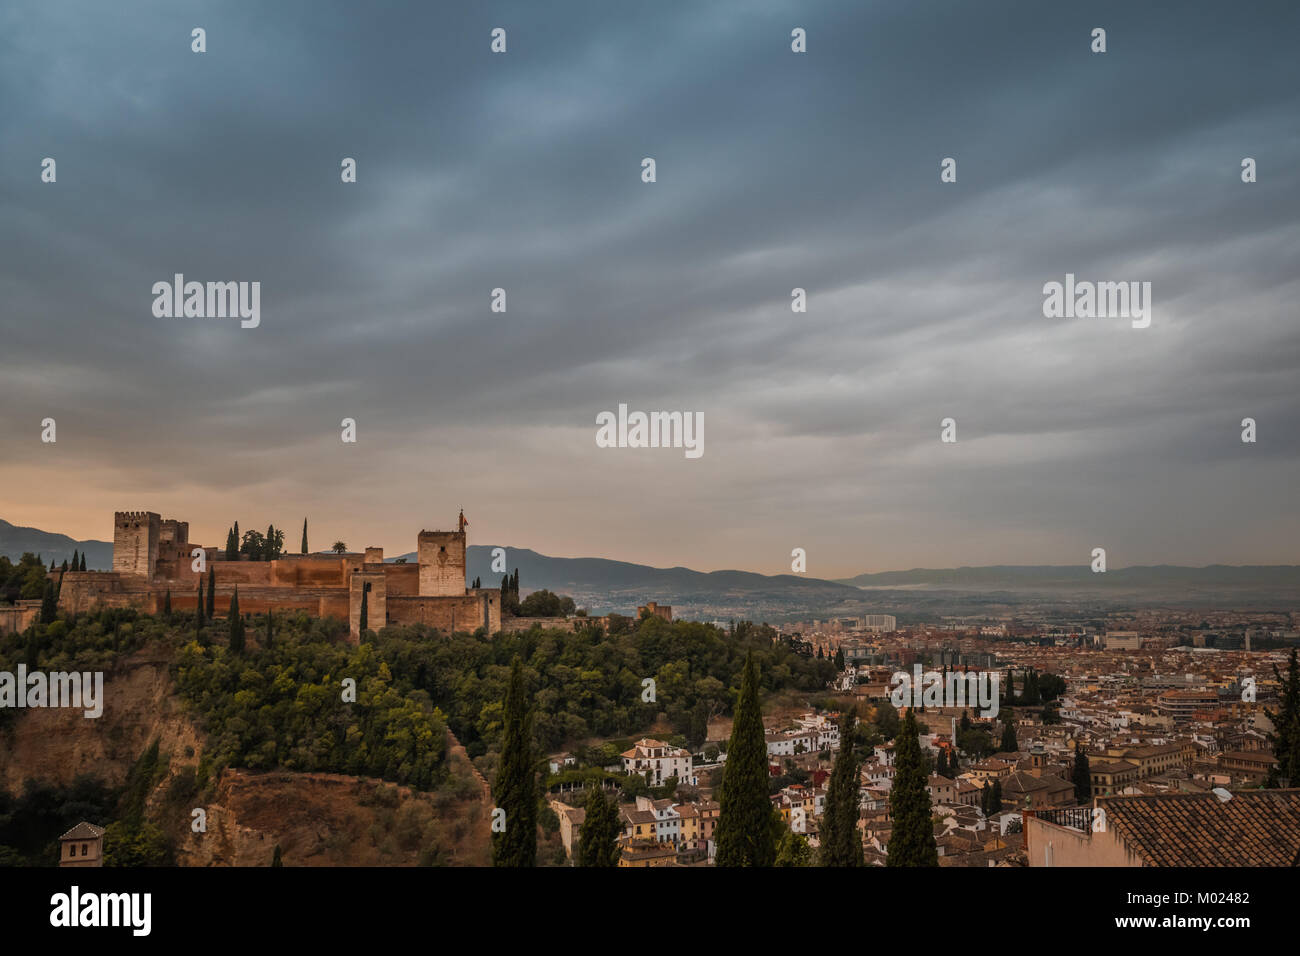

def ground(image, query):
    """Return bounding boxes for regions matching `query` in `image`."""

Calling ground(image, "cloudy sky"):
[2,0,1298,577]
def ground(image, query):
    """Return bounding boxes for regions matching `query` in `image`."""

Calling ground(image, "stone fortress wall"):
[59,510,499,641]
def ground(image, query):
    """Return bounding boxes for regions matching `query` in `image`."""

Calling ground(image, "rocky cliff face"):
[0,647,491,866]
[0,650,201,793]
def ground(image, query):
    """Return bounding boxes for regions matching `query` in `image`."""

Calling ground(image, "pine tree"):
[492,657,537,867]
[163,589,172,622]
[301,518,308,555]
[206,566,216,619]
[79,553,86,571]
[819,713,863,866]
[1266,648,1300,787]
[716,653,776,866]
[1000,720,1018,754]
[1072,747,1092,804]
[40,579,57,624]
[887,708,938,866]
[579,784,619,866]
[228,588,245,655]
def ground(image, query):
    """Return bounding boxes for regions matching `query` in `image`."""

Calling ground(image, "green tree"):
[492,657,537,867]
[301,518,309,555]
[228,588,245,655]
[887,709,938,867]
[1266,648,1300,787]
[225,526,238,561]
[195,580,205,627]
[331,541,347,554]
[359,585,369,634]
[205,566,215,619]
[990,778,1003,813]
[578,784,619,866]
[264,610,274,650]
[715,653,775,866]
[1072,747,1092,804]
[819,713,863,866]
[775,829,813,867]
[40,579,57,625]
[163,589,172,622]
[1000,720,1018,753]
[79,553,86,572]
[70,549,78,572]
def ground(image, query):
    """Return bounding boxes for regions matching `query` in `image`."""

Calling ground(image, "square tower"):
[113,511,160,579]
[417,529,466,597]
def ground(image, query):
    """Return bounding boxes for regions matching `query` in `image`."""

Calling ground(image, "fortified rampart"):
[60,511,499,641]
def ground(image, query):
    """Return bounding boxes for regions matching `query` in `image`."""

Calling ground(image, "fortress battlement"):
[76,509,498,641]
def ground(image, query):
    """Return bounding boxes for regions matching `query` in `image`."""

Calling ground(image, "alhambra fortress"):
[53,510,501,641]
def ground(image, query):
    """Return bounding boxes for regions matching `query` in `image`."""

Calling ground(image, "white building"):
[621,738,694,787]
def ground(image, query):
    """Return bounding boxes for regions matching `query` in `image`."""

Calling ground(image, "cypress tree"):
[301,518,308,555]
[887,709,938,867]
[359,586,369,634]
[579,784,619,866]
[206,566,216,619]
[79,553,86,571]
[50,559,56,572]
[265,524,276,561]
[271,845,283,867]
[40,579,57,624]
[225,527,237,561]
[715,653,776,866]
[819,713,863,866]
[61,559,68,572]
[1000,719,1018,754]
[233,521,240,556]
[492,657,537,867]
[991,778,1003,813]
[228,588,245,655]
[1072,747,1092,804]
[70,549,78,572]
[195,580,205,627]
[1266,648,1300,787]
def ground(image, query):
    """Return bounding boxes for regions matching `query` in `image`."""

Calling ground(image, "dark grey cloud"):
[1,0,1297,573]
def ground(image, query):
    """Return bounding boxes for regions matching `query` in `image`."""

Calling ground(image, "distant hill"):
[0,519,112,570]
[387,546,865,618]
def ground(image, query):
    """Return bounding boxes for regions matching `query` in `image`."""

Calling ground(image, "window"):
[82,843,89,855]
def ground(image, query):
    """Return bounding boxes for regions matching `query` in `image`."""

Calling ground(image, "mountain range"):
[4,518,1297,618]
